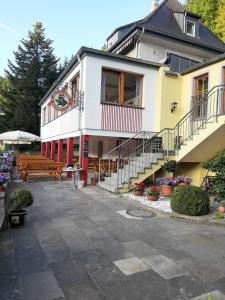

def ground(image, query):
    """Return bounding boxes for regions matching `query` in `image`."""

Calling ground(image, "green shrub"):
[171,185,210,216]
[214,212,224,220]
[10,189,33,209]
[202,150,225,200]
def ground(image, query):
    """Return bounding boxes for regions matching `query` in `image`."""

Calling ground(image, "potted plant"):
[133,182,145,196]
[176,175,192,186]
[215,199,225,213]
[0,173,10,191]
[163,160,179,177]
[8,189,33,228]
[146,186,160,201]
[159,177,177,197]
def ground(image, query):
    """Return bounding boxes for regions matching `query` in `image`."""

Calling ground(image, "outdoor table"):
[62,168,84,189]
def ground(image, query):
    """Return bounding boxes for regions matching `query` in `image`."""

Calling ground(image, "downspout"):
[135,26,145,59]
[77,54,83,166]
[184,11,187,34]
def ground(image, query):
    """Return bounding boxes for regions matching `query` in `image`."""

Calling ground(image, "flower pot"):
[161,185,174,197]
[147,195,159,201]
[8,209,27,228]
[217,206,225,213]
[133,191,143,196]
[177,182,190,186]
[0,183,5,192]
[91,177,98,185]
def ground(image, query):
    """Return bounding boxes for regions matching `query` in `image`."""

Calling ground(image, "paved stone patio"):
[1,180,225,299]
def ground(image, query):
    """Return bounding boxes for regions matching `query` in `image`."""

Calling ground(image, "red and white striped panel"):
[101,104,142,132]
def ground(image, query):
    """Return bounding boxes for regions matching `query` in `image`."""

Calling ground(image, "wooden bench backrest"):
[24,162,63,171]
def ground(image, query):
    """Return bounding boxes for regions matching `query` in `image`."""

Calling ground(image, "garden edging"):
[121,194,225,226]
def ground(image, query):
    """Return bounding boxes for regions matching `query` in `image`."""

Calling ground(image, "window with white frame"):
[186,20,195,37]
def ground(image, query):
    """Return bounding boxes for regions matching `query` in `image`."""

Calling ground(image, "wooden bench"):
[18,159,55,176]
[21,162,63,182]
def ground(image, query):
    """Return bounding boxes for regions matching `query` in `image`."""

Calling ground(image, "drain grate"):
[126,209,154,218]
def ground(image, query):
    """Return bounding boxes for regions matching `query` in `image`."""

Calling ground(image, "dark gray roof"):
[181,52,225,75]
[108,0,225,53]
[39,47,163,106]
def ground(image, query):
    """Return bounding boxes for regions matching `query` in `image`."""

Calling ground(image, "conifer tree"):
[2,21,60,135]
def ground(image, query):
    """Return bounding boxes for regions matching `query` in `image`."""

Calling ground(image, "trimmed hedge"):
[171,185,209,216]
[10,189,33,209]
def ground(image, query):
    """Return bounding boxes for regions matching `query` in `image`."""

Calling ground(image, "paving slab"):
[113,257,150,276]
[122,240,158,258]
[141,254,188,280]
[3,182,225,300]
[18,271,64,300]
[192,290,225,300]
[88,265,126,288]
[178,258,225,283]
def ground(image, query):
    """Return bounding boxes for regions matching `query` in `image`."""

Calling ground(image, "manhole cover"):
[126,209,154,218]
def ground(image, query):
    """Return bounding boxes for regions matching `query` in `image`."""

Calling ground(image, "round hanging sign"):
[51,89,72,111]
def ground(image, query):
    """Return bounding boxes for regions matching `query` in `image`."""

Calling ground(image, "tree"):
[186,0,218,33]
[215,0,225,41]
[185,0,225,41]
[2,21,60,135]
[101,42,107,51]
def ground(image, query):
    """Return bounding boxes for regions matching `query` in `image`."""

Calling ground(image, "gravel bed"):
[123,193,220,217]
[123,193,172,213]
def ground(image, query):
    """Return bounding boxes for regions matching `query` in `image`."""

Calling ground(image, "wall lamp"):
[171,102,178,113]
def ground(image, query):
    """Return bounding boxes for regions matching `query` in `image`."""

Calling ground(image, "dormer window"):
[186,20,195,37]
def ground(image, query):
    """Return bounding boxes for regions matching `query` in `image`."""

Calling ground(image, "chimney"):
[151,0,159,11]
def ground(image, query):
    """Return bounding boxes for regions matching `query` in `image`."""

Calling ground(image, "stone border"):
[121,194,225,226]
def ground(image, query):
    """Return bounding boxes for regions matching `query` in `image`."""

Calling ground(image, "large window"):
[167,53,199,73]
[101,69,142,107]
[193,73,209,118]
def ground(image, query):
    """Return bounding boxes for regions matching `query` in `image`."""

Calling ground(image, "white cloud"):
[0,21,19,36]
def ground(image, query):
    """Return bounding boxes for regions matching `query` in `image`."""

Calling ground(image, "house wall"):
[40,62,81,141]
[138,40,210,64]
[156,67,183,131]
[83,55,159,135]
[181,60,225,114]
[176,59,225,185]
[40,54,160,142]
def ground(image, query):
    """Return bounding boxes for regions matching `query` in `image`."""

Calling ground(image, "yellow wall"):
[155,59,225,186]
[156,67,182,131]
[181,60,225,115]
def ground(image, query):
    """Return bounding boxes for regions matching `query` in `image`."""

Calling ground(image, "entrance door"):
[193,73,208,118]
[98,141,103,158]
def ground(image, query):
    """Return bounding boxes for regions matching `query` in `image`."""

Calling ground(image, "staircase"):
[98,84,225,193]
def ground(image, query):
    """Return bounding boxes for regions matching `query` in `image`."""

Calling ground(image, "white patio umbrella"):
[0,130,41,142]
[3,141,32,145]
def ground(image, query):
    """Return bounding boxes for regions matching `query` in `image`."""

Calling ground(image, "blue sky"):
[0,0,185,76]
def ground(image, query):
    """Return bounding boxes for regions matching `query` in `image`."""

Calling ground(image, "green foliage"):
[214,212,224,220]
[186,0,218,32]
[171,185,210,216]
[163,160,179,175]
[0,22,60,135]
[215,0,225,42]
[10,189,33,209]
[185,0,225,41]
[202,150,225,200]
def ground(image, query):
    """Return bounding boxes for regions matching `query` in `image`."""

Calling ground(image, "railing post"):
[116,159,119,194]
[98,158,101,182]
[142,132,145,155]
[176,125,179,154]
[215,87,219,122]
[108,159,111,177]
[166,130,169,160]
